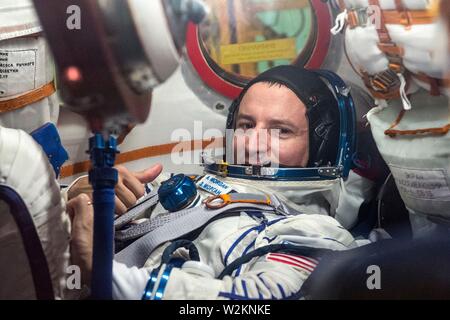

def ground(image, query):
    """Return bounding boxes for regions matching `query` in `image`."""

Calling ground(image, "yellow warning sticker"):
[220,38,297,65]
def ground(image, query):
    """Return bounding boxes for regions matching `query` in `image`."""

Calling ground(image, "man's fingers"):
[67,193,94,286]
[122,175,145,199]
[132,163,163,184]
[67,176,93,201]
[116,182,138,208]
[115,195,128,215]
[67,193,92,219]
[69,193,127,216]
[68,194,94,242]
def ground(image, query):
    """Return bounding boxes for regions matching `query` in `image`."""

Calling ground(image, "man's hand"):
[113,164,162,214]
[67,163,163,215]
[67,193,94,287]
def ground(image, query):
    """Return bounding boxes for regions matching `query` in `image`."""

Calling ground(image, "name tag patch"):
[389,165,450,200]
[196,175,233,195]
[0,49,37,97]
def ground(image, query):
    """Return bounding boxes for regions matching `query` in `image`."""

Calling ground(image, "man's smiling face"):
[233,82,309,167]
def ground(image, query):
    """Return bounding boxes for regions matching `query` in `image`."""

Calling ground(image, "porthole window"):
[186,0,332,98]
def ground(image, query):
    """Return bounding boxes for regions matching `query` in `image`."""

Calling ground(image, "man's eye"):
[237,122,254,130]
[274,127,293,135]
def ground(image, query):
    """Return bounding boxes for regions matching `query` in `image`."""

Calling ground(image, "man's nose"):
[246,128,270,156]
[246,129,257,150]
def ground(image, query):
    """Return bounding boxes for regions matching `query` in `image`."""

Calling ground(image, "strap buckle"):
[245,165,262,177]
[369,69,401,93]
[399,10,412,27]
[347,8,369,28]
[217,161,229,177]
[318,167,343,178]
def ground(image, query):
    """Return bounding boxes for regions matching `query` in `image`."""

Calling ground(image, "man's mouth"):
[244,157,272,166]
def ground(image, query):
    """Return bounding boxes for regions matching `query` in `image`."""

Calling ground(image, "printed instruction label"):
[0,49,37,96]
[389,165,450,200]
[220,38,296,65]
[197,174,233,195]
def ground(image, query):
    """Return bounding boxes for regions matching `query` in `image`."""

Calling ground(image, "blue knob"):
[158,174,198,212]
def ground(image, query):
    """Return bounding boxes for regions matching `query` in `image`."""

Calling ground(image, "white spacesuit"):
[113,202,357,300]
[333,0,450,237]
[0,0,71,299]
[110,66,374,300]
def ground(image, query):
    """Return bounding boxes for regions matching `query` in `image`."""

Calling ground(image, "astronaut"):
[66,65,379,300]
